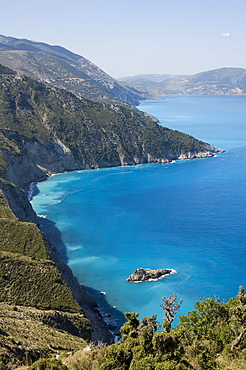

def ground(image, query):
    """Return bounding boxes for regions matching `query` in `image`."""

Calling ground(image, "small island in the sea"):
[127,268,177,282]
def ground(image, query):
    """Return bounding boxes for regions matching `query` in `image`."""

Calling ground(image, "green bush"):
[99,288,246,370]
[29,358,67,370]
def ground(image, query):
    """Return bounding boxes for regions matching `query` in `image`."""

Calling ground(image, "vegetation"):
[0,303,88,369]
[0,69,219,185]
[0,35,142,107]
[0,190,92,368]
[0,49,228,369]
[15,288,245,370]
[95,289,246,370]
[0,193,50,259]
[0,191,88,312]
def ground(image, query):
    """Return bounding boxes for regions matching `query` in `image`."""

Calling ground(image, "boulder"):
[127,268,176,282]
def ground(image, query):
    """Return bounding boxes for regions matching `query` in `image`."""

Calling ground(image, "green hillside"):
[0,190,87,313]
[17,289,246,370]
[0,303,89,369]
[0,69,221,189]
[0,190,92,367]
[0,61,228,369]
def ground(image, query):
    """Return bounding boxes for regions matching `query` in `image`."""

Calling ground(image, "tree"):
[161,294,183,332]
[229,286,246,352]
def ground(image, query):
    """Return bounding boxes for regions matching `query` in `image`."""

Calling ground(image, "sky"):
[1,0,246,78]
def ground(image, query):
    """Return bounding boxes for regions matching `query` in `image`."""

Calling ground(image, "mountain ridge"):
[120,67,246,96]
[0,47,225,367]
[0,69,222,190]
[0,34,145,106]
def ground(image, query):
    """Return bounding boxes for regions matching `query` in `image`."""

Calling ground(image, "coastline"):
[28,177,122,342]
[24,148,225,341]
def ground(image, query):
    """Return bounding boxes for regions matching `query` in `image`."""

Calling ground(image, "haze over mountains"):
[120,68,246,97]
[1,35,245,106]
[0,34,145,106]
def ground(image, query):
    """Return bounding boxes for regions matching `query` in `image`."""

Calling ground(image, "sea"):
[31,95,246,331]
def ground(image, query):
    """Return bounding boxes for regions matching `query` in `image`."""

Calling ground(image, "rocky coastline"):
[0,176,114,344]
[0,142,223,344]
[0,70,224,344]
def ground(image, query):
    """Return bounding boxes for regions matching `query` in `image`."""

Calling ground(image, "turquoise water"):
[31,95,246,330]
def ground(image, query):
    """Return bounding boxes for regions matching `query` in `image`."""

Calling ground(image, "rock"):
[0,178,38,223]
[127,268,176,282]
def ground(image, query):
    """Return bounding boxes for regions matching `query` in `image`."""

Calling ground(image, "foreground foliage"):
[26,289,246,370]
[98,289,246,370]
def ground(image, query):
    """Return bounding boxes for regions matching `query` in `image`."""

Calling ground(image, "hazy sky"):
[1,0,246,78]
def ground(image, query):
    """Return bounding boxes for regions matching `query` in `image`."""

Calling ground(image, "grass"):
[0,303,89,369]
[0,190,93,368]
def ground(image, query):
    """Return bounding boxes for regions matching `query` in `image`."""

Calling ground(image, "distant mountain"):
[118,74,186,99]
[120,68,246,97]
[0,35,144,106]
[160,68,246,95]
[119,74,186,83]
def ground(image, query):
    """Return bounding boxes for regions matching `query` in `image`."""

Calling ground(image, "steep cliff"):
[0,178,37,222]
[0,65,224,367]
[0,189,113,347]
[0,71,222,189]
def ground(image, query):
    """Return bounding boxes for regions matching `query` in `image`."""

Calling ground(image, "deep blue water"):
[31,95,246,330]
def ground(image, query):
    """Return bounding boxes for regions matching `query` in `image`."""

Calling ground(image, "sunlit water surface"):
[31,95,246,330]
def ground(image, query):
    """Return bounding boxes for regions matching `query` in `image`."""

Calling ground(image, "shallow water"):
[31,95,246,330]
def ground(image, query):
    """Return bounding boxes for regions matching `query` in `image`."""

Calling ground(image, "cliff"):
[0,188,113,365]
[0,64,224,368]
[0,71,222,189]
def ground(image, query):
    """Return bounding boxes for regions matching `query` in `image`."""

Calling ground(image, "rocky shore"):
[0,177,114,344]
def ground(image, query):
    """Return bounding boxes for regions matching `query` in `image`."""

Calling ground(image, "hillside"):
[0,35,143,106]
[0,64,225,368]
[119,74,186,98]
[121,68,246,96]
[0,69,222,189]
[0,189,114,368]
[119,74,186,83]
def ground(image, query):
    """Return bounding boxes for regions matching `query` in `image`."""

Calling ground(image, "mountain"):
[120,68,246,97]
[119,73,186,83]
[0,63,223,367]
[118,74,186,99]
[160,68,246,95]
[0,35,144,106]
[0,68,222,189]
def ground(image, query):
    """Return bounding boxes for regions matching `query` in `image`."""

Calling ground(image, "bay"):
[31,95,246,330]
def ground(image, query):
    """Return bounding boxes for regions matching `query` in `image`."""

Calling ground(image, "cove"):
[31,95,246,330]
